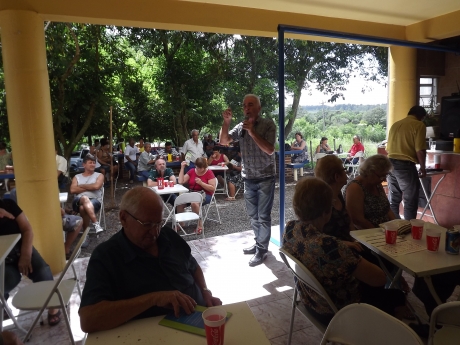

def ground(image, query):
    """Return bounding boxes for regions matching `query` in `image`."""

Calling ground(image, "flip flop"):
[195,227,203,235]
[48,310,62,326]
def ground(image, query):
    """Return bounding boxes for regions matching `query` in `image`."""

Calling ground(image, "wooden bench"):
[286,161,309,181]
[135,175,148,187]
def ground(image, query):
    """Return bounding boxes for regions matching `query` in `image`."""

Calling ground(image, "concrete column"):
[388,46,417,128]
[0,10,65,273]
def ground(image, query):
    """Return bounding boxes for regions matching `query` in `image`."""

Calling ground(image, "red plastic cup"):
[385,229,398,244]
[221,162,226,167]
[169,180,175,187]
[426,228,441,252]
[202,307,226,345]
[410,219,424,240]
[157,177,164,190]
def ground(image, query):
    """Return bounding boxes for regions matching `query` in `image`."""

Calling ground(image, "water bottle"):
[428,138,433,150]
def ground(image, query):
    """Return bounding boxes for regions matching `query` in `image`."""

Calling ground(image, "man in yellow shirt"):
[386,106,427,220]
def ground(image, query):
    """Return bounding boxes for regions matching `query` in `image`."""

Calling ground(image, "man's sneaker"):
[93,222,104,234]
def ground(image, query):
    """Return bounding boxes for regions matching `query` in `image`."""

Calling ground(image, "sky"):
[288,76,389,106]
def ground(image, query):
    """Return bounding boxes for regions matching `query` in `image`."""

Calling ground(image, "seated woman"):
[207,147,229,186]
[225,149,242,201]
[344,154,396,229]
[0,199,61,326]
[178,157,217,235]
[282,177,407,325]
[290,132,309,163]
[97,138,118,183]
[315,137,331,154]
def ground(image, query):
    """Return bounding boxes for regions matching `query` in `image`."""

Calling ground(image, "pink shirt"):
[186,168,216,196]
[349,142,365,156]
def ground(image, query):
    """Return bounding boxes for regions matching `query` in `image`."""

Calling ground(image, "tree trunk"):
[284,87,302,137]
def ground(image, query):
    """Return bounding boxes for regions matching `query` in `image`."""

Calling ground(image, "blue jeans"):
[5,246,53,299]
[244,176,276,251]
[387,159,420,220]
[124,161,138,180]
[139,170,151,179]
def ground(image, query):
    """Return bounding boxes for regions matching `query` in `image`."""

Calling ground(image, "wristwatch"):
[202,287,212,296]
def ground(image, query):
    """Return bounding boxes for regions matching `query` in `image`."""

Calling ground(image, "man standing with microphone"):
[219,94,276,267]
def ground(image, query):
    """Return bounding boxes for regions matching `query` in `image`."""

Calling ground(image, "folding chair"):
[320,303,424,345]
[344,150,364,178]
[202,187,221,225]
[428,301,460,345]
[172,192,203,238]
[279,248,338,343]
[313,152,326,162]
[12,226,90,345]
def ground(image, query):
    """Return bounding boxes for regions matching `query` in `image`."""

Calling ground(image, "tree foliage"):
[0,24,389,154]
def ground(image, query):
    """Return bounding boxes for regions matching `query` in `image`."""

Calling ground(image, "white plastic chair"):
[320,303,424,345]
[279,248,338,342]
[313,152,327,162]
[428,301,460,345]
[172,192,203,237]
[202,185,221,226]
[344,150,364,178]
[12,226,90,345]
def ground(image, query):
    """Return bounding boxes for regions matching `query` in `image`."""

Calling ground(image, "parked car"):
[70,149,89,173]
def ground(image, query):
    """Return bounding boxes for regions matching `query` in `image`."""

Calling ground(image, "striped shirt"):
[229,116,276,179]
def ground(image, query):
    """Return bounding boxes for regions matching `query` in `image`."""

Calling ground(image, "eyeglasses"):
[125,211,164,230]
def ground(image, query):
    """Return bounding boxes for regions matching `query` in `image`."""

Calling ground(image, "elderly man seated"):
[138,142,156,178]
[344,135,365,163]
[79,187,222,333]
[70,154,104,233]
[147,158,178,205]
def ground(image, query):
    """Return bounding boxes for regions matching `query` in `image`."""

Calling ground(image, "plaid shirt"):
[229,116,276,179]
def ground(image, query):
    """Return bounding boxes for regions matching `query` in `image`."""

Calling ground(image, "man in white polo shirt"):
[124,138,140,183]
[181,129,206,172]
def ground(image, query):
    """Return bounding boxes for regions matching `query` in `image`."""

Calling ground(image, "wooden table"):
[351,225,460,305]
[0,234,25,332]
[86,301,270,345]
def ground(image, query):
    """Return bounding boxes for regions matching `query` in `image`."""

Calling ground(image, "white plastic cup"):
[434,154,441,169]
[202,307,227,345]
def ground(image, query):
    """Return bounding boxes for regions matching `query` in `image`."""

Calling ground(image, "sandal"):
[225,197,236,201]
[195,227,203,235]
[48,310,62,326]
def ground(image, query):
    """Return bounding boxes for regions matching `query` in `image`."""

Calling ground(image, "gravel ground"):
[78,169,315,257]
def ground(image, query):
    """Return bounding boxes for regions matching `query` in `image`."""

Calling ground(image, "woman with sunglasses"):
[344,154,396,229]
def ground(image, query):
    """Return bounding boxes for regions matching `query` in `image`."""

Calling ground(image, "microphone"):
[241,116,249,138]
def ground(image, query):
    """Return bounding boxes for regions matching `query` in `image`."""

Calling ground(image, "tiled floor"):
[4,229,447,345]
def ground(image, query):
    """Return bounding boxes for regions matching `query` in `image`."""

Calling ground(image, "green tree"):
[283,40,387,137]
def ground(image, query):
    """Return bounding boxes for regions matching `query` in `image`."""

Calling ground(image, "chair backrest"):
[429,301,460,345]
[353,151,364,158]
[320,303,424,345]
[173,192,203,208]
[279,248,338,313]
[313,153,327,162]
[40,225,90,309]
